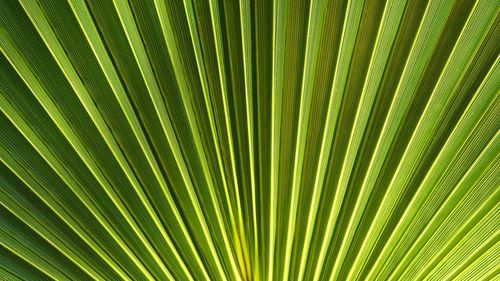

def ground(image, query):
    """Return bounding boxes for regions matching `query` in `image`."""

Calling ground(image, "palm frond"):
[0,0,499,280]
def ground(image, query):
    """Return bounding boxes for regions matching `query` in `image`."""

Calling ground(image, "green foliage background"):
[0,0,499,280]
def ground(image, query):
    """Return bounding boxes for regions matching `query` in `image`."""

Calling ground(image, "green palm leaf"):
[0,0,498,280]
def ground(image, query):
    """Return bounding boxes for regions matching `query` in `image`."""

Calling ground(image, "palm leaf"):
[0,0,499,280]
